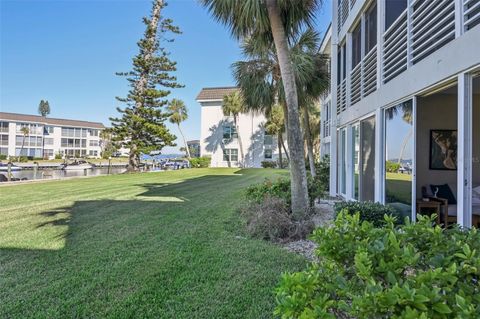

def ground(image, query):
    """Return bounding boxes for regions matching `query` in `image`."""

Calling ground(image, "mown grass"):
[0,168,304,318]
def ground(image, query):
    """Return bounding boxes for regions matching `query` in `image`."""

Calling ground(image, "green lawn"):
[386,172,412,204]
[0,168,305,318]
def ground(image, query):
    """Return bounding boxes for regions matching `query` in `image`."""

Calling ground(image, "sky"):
[0,0,332,153]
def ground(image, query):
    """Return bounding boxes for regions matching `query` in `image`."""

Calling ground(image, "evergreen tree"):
[110,0,183,170]
[38,100,50,117]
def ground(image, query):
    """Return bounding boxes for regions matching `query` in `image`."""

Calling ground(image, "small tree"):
[18,127,30,159]
[110,0,182,170]
[168,99,190,159]
[38,100,50,117]
[265,104,289,168]
[222,91,245,166]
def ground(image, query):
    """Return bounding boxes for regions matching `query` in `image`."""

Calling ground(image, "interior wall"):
[416,92,480,198]
[416,94,458,197]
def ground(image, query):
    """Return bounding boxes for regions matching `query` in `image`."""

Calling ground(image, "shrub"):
[261,161,277,168]
[54,153,63,160]
[277,158,289,168]
[189,156,211,168]
[0,154,7,160]
[334,200,401,227]
[239,196,314,242]
[386,160,401,173]
[275,213,480,318]
[314,155,330,193]
[245,178,291,206]
[17,156,29,163]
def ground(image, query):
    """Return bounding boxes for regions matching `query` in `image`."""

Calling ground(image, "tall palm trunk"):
[266,0,309,217]
[277,132,283,168]
[130,0,163,170]
[19,134,27,159]
[303,108,316,177]
[234,115,244,167]
[178,124,191,159]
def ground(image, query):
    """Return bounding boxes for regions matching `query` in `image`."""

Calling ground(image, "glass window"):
[0,147,8,155]
[352,23,362,67]
[264,149,273,159]
[338,128,347,195]
[81,139,86,148]
[385,100,413,208]
[44,138,54,145]
[16,135,23,146]
[0,135,8,146]
[222,124,237,139]
[365,2,377,54]
[223,148,238,162]
[352,124,360,199]
[264,134,273,146]
[45,126,54,134]
[385,0,407,30]
[0,122,8,133]
[360,116,376,201]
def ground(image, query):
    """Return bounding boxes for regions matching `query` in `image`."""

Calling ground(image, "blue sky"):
[0,0,331,153]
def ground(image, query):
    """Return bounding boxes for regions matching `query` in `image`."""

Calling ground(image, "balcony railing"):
[337,79,347,115]
[383,10,408,83]
[464,0,480,30]
[411,0,456,64]
[350,63,362,105]
[362,46,377,97]
[338,0,350,33]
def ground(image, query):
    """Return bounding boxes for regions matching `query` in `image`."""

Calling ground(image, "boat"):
[0,162,22,171]
[62,160,93,170]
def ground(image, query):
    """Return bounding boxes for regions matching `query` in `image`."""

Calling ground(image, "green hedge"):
[334,200,402,227]
[189,156,211,168]
[261,161,277,168]
[275,213,480,318]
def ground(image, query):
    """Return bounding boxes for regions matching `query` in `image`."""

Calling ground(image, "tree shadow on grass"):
[0,170,295,318]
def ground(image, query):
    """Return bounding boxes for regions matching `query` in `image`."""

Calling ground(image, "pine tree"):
[38,100,50,117]
[110,0,183,170]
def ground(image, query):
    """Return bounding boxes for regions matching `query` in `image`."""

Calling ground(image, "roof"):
[196,87,239,101]
[319,23,332,55]
[187,140,200,144]
[0,112,105,129]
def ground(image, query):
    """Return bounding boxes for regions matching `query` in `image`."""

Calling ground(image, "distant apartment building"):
[0,112,105,159]
[197,87,285,168]
[187,140,200,158]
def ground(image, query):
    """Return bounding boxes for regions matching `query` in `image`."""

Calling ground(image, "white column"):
[411,96,418,222]
[374,108,384,203]
[346,125,353,199]
[376,0,385,88]
[330,0,339,197]
[455,0,464,38]
[346,32,352,109]
[457,73,473,227]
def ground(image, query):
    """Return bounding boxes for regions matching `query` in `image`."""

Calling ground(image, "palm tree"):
[201,0,322,216]
[19,126,30,159]
[222,91,245,166]
[168,99,191,159]
[265,104,289,168]
[232,28,329,178]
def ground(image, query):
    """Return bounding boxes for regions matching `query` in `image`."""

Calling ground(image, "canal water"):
[4,167,128,181]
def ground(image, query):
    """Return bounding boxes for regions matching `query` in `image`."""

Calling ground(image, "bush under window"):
[334,200,402,227]
[275,213,480,318]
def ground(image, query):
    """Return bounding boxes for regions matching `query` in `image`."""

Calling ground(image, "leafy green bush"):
[275,213,480,318]
[314,155,330,193]
[55,153,63,160]
[386,160,401,173]
[239,196,313,242]
[334,200,401,227]
[245,178,291,206]
[277,158,289,168]
[17,156,29,163]
[0,154,7,160]
[189,156,211,168]
[261,161,277,168]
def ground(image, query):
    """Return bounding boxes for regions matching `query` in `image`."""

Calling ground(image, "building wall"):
[0,119,103,159]
[200,100,284,168]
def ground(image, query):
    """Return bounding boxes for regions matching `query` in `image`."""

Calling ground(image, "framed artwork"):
[429,129,457,170]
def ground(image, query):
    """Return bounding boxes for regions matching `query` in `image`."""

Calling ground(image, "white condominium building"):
[197,87,286,168]
[0,112,105,159]
[321,0,480,227]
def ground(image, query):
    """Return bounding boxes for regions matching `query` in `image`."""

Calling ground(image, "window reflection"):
[360,116,376,201]
[352,124,360,199]
[385,100,413,210]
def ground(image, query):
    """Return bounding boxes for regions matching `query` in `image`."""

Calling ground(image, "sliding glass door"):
[338,128,347,196]
[384,100,413,211]
[360,116,376,201]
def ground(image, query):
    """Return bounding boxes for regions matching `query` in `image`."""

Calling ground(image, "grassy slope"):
[0,168,304,318]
